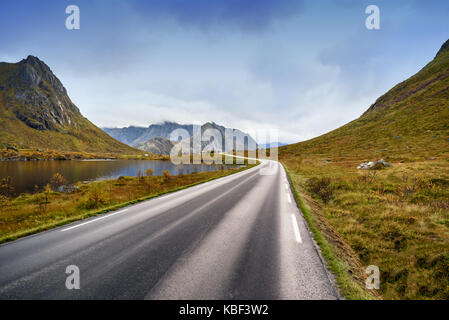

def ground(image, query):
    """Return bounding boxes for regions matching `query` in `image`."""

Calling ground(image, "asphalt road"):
[0,159,338,300]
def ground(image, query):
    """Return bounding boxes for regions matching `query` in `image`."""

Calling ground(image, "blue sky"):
[1,0,448,143]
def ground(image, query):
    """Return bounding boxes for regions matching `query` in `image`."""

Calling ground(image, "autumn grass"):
[0,148,170,161]
[0,162,257,244]
[282,163,376,300]
[281,155,449,300]
[277,44,449,300]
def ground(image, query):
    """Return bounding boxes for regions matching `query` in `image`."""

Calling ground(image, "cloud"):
[2,0,448,144]
[131,0,304,33]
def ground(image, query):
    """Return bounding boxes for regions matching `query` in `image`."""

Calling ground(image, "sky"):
[0,0,448,143]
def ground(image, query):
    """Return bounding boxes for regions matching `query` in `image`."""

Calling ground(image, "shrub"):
[162,170,171,181]
[136,169,145,182]
[35,184,51,213]
[307,177,334,204]
[0,194,9,205]
[0,176,14,197]
[81,185,107,210]
[50,173,66,191]
[370,162,385,170]
[116,176,127,185]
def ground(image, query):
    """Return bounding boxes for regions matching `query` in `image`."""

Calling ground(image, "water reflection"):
[0,160,235,194]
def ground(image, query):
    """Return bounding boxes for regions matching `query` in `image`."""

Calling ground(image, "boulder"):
[357,159,392,170]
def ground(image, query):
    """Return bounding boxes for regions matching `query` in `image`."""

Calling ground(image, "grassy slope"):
[0,108,139,154]
[282,47,449,161]
[280,43,449,299]
[0,62,139,154]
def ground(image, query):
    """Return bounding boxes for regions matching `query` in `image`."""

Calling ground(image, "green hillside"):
[280,39,449,300]
[0,56,138,154]
[282,39,449,161]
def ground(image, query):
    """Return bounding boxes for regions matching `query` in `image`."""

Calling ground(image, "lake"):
[0,159,235,195]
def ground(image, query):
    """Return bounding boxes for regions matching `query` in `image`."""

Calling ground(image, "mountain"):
[0,56,137,153]
[189,122,258,152]
[132,122,194,147]
[104,122,192,147]
[134,137,175,155]
[281,39,449,160]
[101,126,148,146]
[104,121,258,154]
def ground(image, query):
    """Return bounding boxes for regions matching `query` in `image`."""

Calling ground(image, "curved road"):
[0,159,338,300]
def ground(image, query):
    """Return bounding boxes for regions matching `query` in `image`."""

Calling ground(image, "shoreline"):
[0,160,258,244]
[0,148,168,162]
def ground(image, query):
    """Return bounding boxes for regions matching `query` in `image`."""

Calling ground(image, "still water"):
[0,159,234,195]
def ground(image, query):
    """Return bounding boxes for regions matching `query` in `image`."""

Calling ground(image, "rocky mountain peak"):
[0,56,80,131]
[18,55,66,95]
[0,56,137,153]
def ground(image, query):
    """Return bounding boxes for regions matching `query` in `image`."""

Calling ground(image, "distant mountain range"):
[0,56,137,153]
[134,136,175,156]
[103,121,258,155]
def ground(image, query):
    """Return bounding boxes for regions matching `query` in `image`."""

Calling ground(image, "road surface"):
[0,159,338,299]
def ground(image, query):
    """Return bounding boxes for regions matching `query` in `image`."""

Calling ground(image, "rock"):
[135,137,175,155]
[378,159,392,167]
[56,185,78,193]
[357,159,392,170]
[357,161,376,169]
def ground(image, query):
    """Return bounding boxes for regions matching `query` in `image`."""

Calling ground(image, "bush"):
[116,176,127,185]
[0,194,9,205]
[136,169,144,182]
[0,176,14,197]
[81,185,107,210]
[307,177,334,204]
[162,170,171,181]
[35,184,51,213]
[50,173,66,191]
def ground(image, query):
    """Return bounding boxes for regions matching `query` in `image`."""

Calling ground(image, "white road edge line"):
[61,209,128,232]
[290,214,303,244]
[287,193,292,203]
[284,183,288,190]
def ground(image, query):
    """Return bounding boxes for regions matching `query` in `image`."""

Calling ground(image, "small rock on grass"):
[357,159,392,170]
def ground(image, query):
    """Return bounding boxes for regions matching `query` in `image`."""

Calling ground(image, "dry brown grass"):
[281,154,449,299]
[0,148,167,161]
